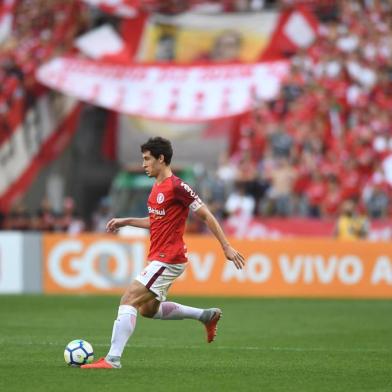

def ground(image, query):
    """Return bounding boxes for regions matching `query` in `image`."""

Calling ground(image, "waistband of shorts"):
[148,260,188,265]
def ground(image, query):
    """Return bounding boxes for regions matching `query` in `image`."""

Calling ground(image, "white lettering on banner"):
[187,253,215,281]
[371,256,392,285]
[314,256,337,283]
[48,240,145,289]
[303,257,313,284]
[49,240,85,288]
[222,261,246,282]
[157,69,188,83]
[36,57,289,122]
[222,254,272,282]
[338,256,363,285]
[279,255,363,285]
[279,255,302,283]
[246,254,272,283]
[200,67,254,81]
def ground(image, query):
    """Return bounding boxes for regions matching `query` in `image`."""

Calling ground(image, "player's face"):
[142,150,162,177]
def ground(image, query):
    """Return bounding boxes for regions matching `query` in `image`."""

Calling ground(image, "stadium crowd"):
[0,0,391,232]
[0,196,86,233]
[0,0,84,150]
[223,0,392,219]
[0,0,87,232]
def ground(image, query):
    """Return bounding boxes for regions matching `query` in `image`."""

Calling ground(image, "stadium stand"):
[228,0,392,219]
[0,0,391,232]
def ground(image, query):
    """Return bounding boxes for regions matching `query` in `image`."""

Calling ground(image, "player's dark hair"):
[141,137,173,165]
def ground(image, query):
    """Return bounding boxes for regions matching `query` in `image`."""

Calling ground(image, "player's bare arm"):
[195,205,245,270]
[106,217,150,232]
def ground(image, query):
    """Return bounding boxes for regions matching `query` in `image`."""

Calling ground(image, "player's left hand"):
[223,246,245,270]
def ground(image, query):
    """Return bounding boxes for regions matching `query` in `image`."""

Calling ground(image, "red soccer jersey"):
[147,175,203,264]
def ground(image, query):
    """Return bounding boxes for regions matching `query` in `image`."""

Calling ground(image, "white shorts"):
[135,260,186,302]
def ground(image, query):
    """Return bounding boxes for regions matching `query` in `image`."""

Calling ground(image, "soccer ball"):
[64,339,94,367]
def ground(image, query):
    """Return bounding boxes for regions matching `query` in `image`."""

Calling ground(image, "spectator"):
[92,197,112,232]
[225,182,255,218]
[268,126,293,158]
[155,31,177,62]
[335,199,369,240]
[194,28,244,63]
[3,203,30,231]
[209,30,243,62]
[36,198,55,231]
[54,197,83,233]
[262,157,296,216]
[305,171,325,218]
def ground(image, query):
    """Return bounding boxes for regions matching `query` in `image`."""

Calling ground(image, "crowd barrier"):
[1,232,392,298]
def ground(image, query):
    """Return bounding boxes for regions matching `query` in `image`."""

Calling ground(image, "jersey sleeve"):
[173,178,204,212]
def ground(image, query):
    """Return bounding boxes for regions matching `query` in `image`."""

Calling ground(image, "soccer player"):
[82,137,245,369]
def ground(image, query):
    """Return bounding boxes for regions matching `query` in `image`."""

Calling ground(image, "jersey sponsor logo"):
[157,192,165,204]
[148,206,166,216]
[180,181,197,198]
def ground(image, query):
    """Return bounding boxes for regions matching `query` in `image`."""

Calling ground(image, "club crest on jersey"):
[157,192,165,204]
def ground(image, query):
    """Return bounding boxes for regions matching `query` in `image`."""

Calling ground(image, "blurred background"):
[0,0,391,297]
[1,3,392,388]
[1,0,391,238]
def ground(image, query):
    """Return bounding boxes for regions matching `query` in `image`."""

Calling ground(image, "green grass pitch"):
[0,295,391,392]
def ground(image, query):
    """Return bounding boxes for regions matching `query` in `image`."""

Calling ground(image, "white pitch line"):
[0,340,390,354]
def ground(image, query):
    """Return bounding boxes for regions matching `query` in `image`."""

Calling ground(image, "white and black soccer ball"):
[64,339,94,367]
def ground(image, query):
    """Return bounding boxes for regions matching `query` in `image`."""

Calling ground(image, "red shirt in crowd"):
[306,180,325,207]
[323,186,343,216]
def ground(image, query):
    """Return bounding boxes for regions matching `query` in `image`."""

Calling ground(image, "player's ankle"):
[105,355,122,368]
[199,309,211,323]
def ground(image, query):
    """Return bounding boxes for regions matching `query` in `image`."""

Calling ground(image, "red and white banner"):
[0,95,82,212]
[0,0,16,44]
[74,24,132,63]
[262,6,319,59]
[224,217,392,241]
[36,57,288,122]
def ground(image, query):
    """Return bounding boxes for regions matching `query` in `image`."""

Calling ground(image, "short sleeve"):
[174,178,204,212]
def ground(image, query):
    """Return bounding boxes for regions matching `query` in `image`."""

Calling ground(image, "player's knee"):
[120,284,144,306]
[120,292,139,307]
